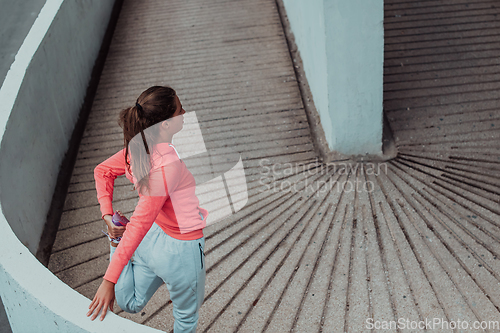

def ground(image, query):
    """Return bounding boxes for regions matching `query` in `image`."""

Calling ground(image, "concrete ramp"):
[48,0,500,332]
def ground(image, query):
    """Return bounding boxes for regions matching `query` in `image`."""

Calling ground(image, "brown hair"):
[119,86,177,194]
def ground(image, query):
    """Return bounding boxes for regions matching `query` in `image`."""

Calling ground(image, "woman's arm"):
[87,160,181,321]
[103,163,182,284]
[94,149,127,218]
[87,150,128,321]
[86,189,169,321]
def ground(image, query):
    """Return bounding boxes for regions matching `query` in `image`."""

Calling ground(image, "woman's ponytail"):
[118,86,177,194]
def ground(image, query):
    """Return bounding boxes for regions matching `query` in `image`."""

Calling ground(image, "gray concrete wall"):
[282,0,384,156]
[0,1,164,331]
[0,3,47,330]
[0,296,12,333]
[0,0,114,254]
[0,0,46,88]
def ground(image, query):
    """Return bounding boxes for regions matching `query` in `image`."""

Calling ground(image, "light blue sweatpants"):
[110,222,206,333]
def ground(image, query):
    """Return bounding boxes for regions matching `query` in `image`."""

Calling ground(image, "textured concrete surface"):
[0,0,45,87]
[49,0,500,332]
[0,296,12,333]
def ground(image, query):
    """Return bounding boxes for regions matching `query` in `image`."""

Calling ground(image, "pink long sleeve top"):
[94,142,208,283]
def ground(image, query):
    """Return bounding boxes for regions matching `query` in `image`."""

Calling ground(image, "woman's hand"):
[103,213,126,239]
[87,279,116,321]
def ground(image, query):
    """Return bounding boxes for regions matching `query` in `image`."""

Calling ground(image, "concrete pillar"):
[282,0,384,157]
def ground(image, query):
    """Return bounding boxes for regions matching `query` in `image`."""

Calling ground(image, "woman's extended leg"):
[110,243,163,314]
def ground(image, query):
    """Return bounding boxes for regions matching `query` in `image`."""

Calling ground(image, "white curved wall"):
[0,0,115,254]
[0,216,161,332]
[0,0,160,331]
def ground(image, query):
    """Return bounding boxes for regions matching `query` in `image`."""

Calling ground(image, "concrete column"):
[282,0,384,157]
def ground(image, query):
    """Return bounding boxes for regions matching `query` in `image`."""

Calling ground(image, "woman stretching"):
[86,86,208,333]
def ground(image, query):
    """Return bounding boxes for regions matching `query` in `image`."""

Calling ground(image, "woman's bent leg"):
[110,244,163,313]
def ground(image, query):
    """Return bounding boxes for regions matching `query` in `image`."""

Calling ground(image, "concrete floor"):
[48,0,500,332]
